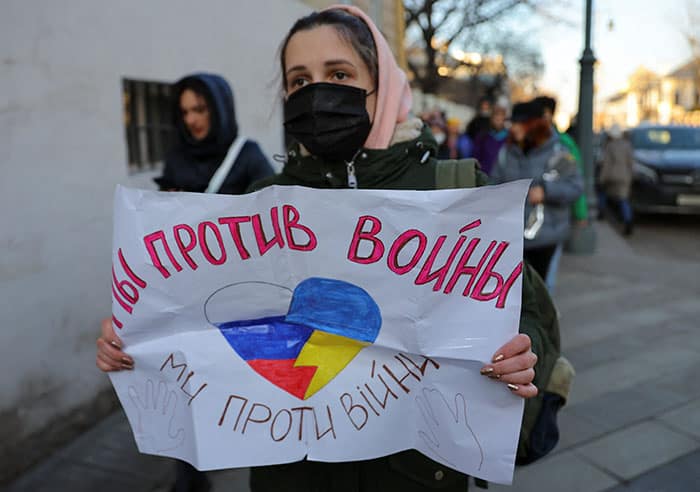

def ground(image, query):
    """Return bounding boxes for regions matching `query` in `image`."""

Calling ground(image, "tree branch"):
[405,0,552,94]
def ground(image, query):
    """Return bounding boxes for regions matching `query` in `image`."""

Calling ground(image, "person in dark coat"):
[465,96,493,141]
[154,73,274,195]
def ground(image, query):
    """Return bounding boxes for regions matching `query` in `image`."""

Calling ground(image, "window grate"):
[122,78,176,174]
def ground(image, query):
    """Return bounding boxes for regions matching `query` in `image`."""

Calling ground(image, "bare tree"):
[482,30,545,97]
[686,0,700,57]
[685,0,700,108]
[404,0,554,95]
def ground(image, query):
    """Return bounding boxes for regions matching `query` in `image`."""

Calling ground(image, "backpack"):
[435,159,574,467]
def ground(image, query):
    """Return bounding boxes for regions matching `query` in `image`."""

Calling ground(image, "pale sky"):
[536,0,692,123]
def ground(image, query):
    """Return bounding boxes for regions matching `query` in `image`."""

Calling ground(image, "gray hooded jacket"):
[491,133,584,249]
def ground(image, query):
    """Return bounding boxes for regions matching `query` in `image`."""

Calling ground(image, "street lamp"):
[578,0,596,215]
[574,0,598,253]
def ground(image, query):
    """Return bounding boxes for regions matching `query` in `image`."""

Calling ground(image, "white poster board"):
[109,181,529,484]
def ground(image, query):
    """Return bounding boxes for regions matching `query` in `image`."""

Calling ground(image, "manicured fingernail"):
[121,357,133,365]
[507,384,519,392]
[110,340,122,349]
[480,367,494,375]
[488,374,501,380]
[493,354,505,362]
[121,363,134,370]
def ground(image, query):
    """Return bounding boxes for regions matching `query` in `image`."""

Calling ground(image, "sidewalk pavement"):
[6,221,700,492]
[489,219,700,492]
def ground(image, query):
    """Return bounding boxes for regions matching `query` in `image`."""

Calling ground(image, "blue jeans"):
[545,243,564,294]
[598,191,633,224]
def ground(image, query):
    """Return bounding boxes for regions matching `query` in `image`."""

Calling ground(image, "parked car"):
[629,125,700,214]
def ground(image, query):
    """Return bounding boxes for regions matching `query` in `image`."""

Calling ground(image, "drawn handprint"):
[128,379,185,453]
[416,387,484,470]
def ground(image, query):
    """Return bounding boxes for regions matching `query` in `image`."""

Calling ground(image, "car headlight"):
[633,161,658,183]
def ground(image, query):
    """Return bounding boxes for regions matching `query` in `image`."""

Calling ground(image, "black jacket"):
[155,73,274,194]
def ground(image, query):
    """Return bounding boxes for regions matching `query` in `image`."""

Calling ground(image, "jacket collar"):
[281,118,437,188]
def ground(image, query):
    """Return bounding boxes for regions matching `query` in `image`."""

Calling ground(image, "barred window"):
[122,78,176,174]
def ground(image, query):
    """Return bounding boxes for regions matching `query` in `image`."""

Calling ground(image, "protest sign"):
[109,181,529,484]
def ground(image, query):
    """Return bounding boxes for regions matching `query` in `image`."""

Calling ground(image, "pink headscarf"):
[322,4,413,149]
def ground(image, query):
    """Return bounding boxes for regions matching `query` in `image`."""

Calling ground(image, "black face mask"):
[284,82,372,162]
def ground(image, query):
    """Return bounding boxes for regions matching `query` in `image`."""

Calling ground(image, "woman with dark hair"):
[490,101,583,282]
[98,7,558,491]
[155,73,274,194]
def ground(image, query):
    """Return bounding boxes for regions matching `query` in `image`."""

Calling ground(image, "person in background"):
[466,96,493,141]
[155,73,274,194]
[471,101,508,176]
[422,110,450,159]
[156,72,275,492]
[598,123,634,235]
[446,117,469,159]
[533,96,588,223]
[491,101,583,284]
[532,96,588,292]
[98,8,546,491]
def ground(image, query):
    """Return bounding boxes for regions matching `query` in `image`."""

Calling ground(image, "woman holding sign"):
[98,5,556,491]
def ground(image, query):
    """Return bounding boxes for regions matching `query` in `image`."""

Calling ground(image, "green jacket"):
[249,128,440,192]
[558,131,589,221]
[248,126,555,491]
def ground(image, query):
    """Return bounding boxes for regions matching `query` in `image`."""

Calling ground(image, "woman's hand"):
[96,318,134,372]
[480,333,538,398]
[527,185,545,205]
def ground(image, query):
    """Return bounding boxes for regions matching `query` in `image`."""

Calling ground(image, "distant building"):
[600,91,632,129]
[600,61,700,129]
[660,60,700,124]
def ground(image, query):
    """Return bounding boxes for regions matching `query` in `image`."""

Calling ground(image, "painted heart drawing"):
[205,278,382,400]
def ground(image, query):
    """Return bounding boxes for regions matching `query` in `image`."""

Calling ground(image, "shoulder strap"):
[434,159,478,189]
[205,136,247,194]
